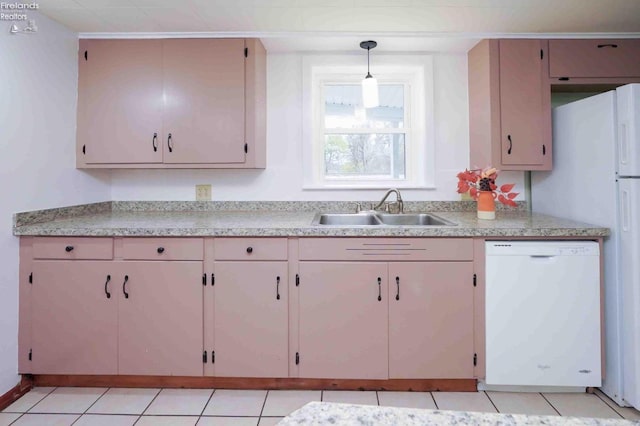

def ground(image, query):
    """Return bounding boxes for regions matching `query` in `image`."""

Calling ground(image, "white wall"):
[111,53,524,201]
[0,13,111,395]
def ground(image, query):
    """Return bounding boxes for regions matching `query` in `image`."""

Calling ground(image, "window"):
[303,55,434,189]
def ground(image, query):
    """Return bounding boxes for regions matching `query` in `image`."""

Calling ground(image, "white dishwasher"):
[485,241,601,387]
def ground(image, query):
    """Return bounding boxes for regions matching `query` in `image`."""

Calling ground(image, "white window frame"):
[302,54,435,189]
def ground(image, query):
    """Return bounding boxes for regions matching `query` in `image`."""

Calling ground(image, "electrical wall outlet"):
[195,184,212,201]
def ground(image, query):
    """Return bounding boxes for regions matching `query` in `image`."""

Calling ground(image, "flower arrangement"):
[456,167,519,207]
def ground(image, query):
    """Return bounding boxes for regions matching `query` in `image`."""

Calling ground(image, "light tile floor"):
[2,387,640,425]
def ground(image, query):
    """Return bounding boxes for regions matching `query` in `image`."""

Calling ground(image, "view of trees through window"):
[323,84,406,180]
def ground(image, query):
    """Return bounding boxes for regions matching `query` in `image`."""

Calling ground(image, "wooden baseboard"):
[0,376,32,411]
[32,375,476,392]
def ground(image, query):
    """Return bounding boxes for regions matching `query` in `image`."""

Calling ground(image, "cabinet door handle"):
[276,276,281,300]
[104,275,111,299]
[542,144,546,156]
[122,275,129,299]
[246,247,253,254]
[597,43,618,48]
[167,133,173,153]
[65,245,74,252]
[157,247,165,254]
[152,132,158,152]
[395,276,400,301]
[507,135,512,155]
[377,277,382,301]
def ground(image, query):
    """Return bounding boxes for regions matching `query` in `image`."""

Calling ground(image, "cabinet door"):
[118,261,203,376]
[163,39,246,164]
[79,39,163,164]
[549,39,640,78]
[31,261,117,374]
[499,39,546,167]
[214,262,288,377]
[298,262,388,379]
[388,262,474,379]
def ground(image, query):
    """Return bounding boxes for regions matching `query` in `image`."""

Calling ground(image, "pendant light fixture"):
[360,40,379,108]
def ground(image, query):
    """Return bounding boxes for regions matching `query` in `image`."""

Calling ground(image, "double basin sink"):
[312,212,456,227]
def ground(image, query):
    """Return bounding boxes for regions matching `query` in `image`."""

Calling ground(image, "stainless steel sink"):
[312,213,456,226]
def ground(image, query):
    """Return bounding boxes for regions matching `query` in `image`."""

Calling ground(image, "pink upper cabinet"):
[549,39,640,79]
[78,39,164,165]
[77,38,266,169]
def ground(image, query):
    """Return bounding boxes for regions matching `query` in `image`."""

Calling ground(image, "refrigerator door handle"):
[622,189,631,231]
[619,122,628,167]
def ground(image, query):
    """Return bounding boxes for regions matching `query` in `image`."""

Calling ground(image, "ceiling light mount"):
[360,40,379,108]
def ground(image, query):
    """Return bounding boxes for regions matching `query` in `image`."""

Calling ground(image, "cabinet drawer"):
[32,237,113,260]
[549,39,640,78]
[121,238,203,260]
[299,238,473,261]
[214,238,288,260]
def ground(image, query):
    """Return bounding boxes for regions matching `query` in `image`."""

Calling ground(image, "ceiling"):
[36,0,640,52]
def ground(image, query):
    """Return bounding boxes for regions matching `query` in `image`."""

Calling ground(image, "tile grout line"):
[258,389,270,424]
[199,388,216,418]
[592,390,625,419]
[539,393,562,416]
[483,391,500,413]
[429,392,438,410]
[19,386,58,414]
[134,387,163,424]
[320,390,324,402]
[375,391,380,406]
[70,386,111,425]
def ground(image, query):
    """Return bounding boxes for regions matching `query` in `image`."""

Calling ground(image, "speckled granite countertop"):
[278,402,637,426]
[12,201,609,238]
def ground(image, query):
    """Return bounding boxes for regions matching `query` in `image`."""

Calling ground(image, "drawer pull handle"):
[157,247,165,254]
[507,134,512,155]
[105,275,111,299]
[377,277,382,301]
[122,275,129,299]
[246,247,253,254]
[276,276,281,300]
[395,276,400,301]
[597,43,618,48]
[167,133,173,153]
[65,246,74,252]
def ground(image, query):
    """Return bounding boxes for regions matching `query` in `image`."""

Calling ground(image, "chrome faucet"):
[373,189,404,214]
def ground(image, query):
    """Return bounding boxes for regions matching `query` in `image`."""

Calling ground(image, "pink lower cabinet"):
[117,261,204,376]
[388,262,475,379]
[31,261,118,375]
[213,262,288,377]
[297,262,389,380]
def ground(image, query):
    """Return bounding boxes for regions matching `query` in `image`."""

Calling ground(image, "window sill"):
[303,183,436,191]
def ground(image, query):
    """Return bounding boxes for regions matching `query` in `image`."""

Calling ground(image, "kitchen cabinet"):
[298,262,389,380]
[118,261,203,376]
[549,39,640,79]
[213,262,288,377]
[388,262,474,379]
[77,38,266,169]
[31,261,117,375]
[468,39,551,171]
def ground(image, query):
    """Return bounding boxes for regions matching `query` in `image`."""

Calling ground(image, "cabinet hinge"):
[211,274,215,286]
[29,273,32,284]
[558,77,570,81]
[244,143,248,154]
[540,49,543,60]
[202,273,206,286]
[203,350,207,363]
[244,47,248,58]
[28,349,32,361]
[82,144,86,155]
[473,273,476,287]
[473,353,477,366]
[212,350,215,364]
[84,50,87,61]
[295,274,300,287]
[295,352,300,365]
[543,144,546,156]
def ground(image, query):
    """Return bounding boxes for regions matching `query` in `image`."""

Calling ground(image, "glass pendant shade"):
[362,75,379,108]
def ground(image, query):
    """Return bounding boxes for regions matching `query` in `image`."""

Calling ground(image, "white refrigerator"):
[532,83,640,408]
